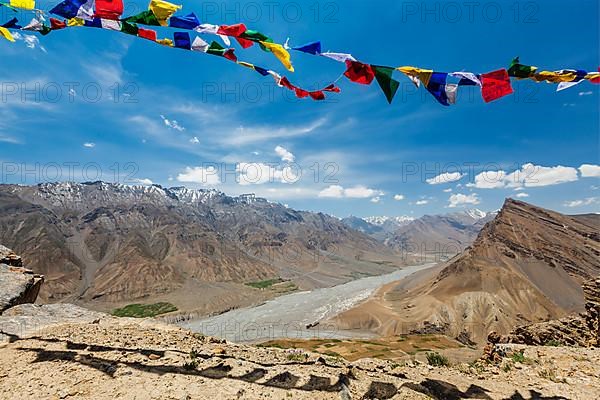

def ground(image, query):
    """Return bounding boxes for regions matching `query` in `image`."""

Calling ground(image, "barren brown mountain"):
[332,199,600,343]
[0,182,405,314]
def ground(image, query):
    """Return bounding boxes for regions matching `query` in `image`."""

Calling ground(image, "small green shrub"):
[183,360,198,371]
[544,339,562,347]
[426,352,449,367]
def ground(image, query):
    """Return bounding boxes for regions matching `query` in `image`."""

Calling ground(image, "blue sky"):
[0,0,599,218]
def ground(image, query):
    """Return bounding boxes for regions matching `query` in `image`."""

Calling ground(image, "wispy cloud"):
[160,115,185,131]
[222,118,327,146]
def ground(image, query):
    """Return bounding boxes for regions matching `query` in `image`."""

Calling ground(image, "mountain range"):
[342,209,496,257]
[332,199,600,343]
[0,182,407,314]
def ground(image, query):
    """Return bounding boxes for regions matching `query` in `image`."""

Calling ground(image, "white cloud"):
[448,193,480,208]
[443,188,452,193]
[236,163,299,185]
[520,164,578,187]
[12,32,47,52]
[370,196,381,204]
[578,91,593,96]
[393,194,405,201]
[275,145,295,163]
[177,166,221,186]
[468,164,578,189]
[515,192,529,198]
[189,136,199,144]
[318,185,382,199]
[318,185,344,198]
[344,185,383,198]
[0,135,20,144]
[415,200,429,205]
[160,115,185,131]
[580,164,600,178]
[426,172,464,185]
[83,142,95,148]
[564,197,599,207]
[469,170,507,189]
[134,178,153,185]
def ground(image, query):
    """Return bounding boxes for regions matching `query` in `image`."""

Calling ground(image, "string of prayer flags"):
[2,0,599,106]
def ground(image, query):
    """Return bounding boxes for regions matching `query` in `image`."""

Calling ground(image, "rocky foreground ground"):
[1,309,599,400]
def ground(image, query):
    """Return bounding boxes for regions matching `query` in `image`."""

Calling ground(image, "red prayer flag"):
[235,37,254,49]
[481,69,513,103]
[217,24,247,37]
[309,91,325,100]
[138,28,157,42]
[223,49,237,62]
[50,18,67,30]
[590,67,600,84]
[294,88,310,98]
[323,84,341,93]
[94,0,124,20]
[279,77,296,91]
[344,61,375,85]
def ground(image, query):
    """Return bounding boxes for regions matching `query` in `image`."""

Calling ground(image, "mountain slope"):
[384,210,496,256]
[332,199,600,342]
[0,182,404,313]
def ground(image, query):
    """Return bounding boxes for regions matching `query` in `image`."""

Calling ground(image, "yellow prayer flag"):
[260,41,294,72]
[397,66,433,87]
[9,0,35,10]
[531,70,577,83]
[237,61,255,70]
[149,0,182,26]
[67,18,85,27]
[0,26,15,42]
[585,72,600,81]
[157,38,174,47]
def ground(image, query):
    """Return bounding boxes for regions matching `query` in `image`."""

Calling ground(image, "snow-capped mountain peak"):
[364,216,415,226]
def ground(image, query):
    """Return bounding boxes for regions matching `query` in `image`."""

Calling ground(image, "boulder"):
[0,246,44,314]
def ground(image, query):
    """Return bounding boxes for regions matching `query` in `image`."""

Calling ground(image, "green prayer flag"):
[123,10,160,26]
[372,65,400,104]
[206,41,225,57]
[239,30,273,51]
[39,25,52,35]
[508,57,537,78]
[121,20,139,35]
